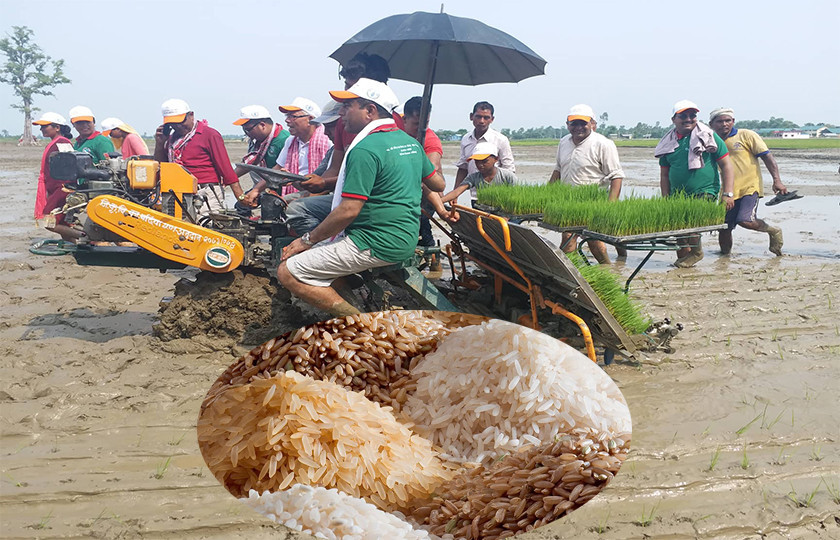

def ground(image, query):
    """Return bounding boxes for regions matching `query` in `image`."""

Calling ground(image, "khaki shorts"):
[285,236,391,287]
[196,184,226,217]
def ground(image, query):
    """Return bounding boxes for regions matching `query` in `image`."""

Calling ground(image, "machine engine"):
[49,152,200,240]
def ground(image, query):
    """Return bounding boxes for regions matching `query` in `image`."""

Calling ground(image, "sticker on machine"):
[204,246,232,268]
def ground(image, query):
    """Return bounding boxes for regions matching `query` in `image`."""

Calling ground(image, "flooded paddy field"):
[1,141,838,539]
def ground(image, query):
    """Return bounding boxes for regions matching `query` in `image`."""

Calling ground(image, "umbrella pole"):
[417,40,440,148]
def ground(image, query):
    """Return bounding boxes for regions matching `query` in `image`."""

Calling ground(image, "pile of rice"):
[197,371,453,509]
[242,485,434,540]
[204,311,450,412]
[402,319,631,463]
[408,429,630,539]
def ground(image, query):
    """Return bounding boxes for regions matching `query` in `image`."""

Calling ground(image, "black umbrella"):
[330,9,546,144]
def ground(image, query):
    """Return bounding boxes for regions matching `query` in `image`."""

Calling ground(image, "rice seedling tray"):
[582,223,728,247]
[471,203,543,223]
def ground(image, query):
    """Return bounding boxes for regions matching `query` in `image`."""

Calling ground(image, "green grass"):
[567,253,651,334]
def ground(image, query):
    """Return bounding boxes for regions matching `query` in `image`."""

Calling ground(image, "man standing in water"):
[708,107,787,256]
[655,100,735,268]
[454,101,515,201]
[549,104,625,264]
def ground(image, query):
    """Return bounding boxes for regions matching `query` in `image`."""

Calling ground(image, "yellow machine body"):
[86,194,244,273]
[126,160,159,189]
[158,162,198,220]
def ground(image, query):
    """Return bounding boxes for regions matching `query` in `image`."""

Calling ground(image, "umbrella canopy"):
[330,11,546,145]
[330,11,546,86]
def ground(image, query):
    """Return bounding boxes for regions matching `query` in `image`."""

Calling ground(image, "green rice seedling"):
[152,456,172,480]
[636,500,660,527]
[595,508,612,534]
[708,446,722,471]
[566,252,651,334]
[787,482,821,508]
[763,408,786,430]
[477,182,607,215]
[772,448,791,466]
[168,432,187,446]
[823,477,840,504]
[810,445,823,462]
[33,510,53,530]
[736,405,766,436]
[741,443,750,469]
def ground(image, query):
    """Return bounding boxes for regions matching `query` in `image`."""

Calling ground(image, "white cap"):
[330,78,399,113]
[672,99,700,116]
[69,106,94,123]
[312,100,342,125]
[278,97,321,118]
[567,104,595,122]
[161,98,191,123]
[709,107,735,122]
[33,112,68,126]
[468,141,499,160]
[100,117,122,136]
[233,105,272,126]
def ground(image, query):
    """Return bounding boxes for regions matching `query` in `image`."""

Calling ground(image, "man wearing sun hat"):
[69,106,114,162]
[276,78,445,316]
[655,99,735,267]
[281,101,344,233]
[709,107,787,257]
[231,105,290,213]
[101,117,149,159]
[153,98,244,217]
[272,98,332,197]
[549,104,626,264]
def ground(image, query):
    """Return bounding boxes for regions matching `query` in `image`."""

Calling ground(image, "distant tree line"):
[430,116,836,142]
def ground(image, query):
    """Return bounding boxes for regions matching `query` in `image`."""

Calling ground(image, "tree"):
[599,112,609,127]
[0,26,71,143]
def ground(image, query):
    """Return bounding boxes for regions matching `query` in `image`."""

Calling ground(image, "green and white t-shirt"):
[341,127,435,262]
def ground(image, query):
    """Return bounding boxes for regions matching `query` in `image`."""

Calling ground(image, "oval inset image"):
[198,311,631,539]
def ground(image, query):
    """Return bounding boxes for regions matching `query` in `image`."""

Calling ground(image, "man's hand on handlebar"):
[299,174,327,193]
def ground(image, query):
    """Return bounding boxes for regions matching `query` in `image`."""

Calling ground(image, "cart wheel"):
[603,348,615,365]
[29,238,75,256]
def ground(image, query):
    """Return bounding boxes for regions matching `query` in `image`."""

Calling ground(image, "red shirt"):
[165,122,239,185]
[332,119,356,154]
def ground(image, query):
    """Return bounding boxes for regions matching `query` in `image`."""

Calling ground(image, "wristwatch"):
[301,232,314,246]
[722,192,734,198]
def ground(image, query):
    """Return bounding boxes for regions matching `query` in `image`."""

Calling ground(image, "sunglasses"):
[285,114,310,121]
[676,112,698,120]
[242,121,261,132]
[568,120,589,127]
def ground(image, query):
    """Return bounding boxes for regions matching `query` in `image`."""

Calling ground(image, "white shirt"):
[554,132,625,188]
[456,127,515,197]
[278,136,311,175]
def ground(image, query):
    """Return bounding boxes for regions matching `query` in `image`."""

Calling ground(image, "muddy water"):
[1,141,838,539]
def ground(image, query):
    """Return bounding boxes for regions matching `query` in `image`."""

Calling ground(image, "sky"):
[1,0,839,137]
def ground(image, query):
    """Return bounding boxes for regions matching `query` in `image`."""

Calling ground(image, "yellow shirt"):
[723,128,770,198]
